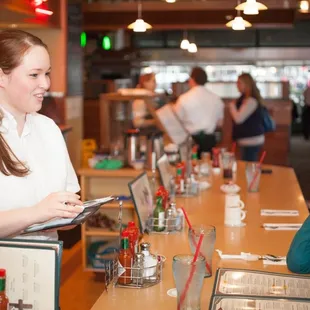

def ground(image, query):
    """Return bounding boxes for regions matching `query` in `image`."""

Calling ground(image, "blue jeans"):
[240,145,262,162]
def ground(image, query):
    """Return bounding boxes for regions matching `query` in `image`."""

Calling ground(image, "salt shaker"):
[140,242,157,280]
[165,203,177,232]
[132,253,145,286]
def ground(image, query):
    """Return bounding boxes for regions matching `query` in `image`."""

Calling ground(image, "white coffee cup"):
[225,205,246,227]
[225,194,245,209]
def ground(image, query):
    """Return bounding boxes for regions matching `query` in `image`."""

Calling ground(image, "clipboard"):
[23,196,115,233]
[145,100,190,145]
[128,172,153,233]
[0,238,63,310]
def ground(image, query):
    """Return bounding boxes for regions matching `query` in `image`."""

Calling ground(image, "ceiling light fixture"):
[166,0,176,3]
[35,7,53,15]
[127,2,152,32]
[180,31,190,50]
[226,16,252,30]
[235,0,268,15]
[188,43,197,53]
[299,0,310,13]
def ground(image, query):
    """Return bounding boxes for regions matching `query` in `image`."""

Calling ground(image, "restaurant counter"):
[90,162,309,310]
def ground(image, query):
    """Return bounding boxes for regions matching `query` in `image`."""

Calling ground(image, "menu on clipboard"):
[209,268,310,310]
[145,100,189,146]
[23,196,115,233]
[0,238,63,310]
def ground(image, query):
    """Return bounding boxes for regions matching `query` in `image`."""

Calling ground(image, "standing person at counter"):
[174,67,224,158]
[132,72,159,130]
[0,29,83,239]
[229,73,264,162]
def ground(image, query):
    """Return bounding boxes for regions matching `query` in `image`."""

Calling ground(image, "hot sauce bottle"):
[118,231,133,285]
[0,269,9,310]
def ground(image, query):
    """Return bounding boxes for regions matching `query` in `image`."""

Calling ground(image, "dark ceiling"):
[83,0,310,30]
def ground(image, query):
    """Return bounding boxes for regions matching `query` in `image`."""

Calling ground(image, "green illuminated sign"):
[80,32,87,48]
[102,36,111,50]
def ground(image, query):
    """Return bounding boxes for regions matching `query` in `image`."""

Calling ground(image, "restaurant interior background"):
[1,1,310,308]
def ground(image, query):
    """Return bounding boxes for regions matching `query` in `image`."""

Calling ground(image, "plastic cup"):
[172,254,205,310]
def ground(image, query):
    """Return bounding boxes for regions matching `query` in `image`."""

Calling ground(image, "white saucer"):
[220,184,241,194]
[167,288,177,297]
[199,181,211,191]
[225,222,246,227]
[212,168,221,175]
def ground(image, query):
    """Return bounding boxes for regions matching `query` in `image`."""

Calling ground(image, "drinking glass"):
[222,152,235,180]
[173,254,205,310]
[246,163,261,192]
[188,225,216,277]
[212,148,220,168]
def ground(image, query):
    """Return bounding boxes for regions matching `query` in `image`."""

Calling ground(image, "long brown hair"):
[0,29,47,177]
[136,73,155,89]
[238,73,263,105]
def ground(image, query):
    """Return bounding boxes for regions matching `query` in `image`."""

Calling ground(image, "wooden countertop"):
[91,163,309,310]
[78,167,159,178]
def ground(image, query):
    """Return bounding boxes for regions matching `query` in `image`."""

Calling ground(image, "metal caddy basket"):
[146,212,184,234]
[102,200,164,289]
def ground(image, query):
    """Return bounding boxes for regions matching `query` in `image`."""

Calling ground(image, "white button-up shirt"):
[0,106,80,240]
[174,85,224,135]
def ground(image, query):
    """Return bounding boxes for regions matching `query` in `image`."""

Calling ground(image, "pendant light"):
[127,2,152,32]
[180,31,190,50]
[235,0,268,15]
[226,6,252,31]
[188,43,197,53]
[299,1,310,13]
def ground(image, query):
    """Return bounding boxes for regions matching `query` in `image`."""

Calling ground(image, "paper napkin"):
[261,209,299,217]
[262,223,302,231]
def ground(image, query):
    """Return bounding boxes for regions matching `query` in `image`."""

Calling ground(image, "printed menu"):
[0,239,62,310]
[209,268,310,310]
[210,296,310,310]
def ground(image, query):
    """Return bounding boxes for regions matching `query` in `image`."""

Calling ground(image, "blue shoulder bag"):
[261,106,276,133]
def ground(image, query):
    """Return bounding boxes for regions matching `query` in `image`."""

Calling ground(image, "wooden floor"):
[60,242,105,310]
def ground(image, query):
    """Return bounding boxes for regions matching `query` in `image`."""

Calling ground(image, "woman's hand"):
[229,100,236,110]
[32,192,84,223]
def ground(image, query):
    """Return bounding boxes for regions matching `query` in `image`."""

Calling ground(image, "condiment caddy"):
[102,200,164,289]
[146,187,184,234]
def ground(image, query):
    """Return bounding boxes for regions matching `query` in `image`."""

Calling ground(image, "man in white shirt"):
[174,67,224,157]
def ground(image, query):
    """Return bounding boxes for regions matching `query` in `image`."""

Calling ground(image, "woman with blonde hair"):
[229,73,264,162]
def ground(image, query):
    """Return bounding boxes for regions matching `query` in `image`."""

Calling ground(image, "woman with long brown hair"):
[132,72,157,129]
[229,73,264,162]
[0,29,83,239]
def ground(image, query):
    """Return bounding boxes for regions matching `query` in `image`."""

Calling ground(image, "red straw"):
[181,207,212,275]
[231,142,236,154]
[181,207,192,230]
[178,233,205,310]
[249,151,266,191]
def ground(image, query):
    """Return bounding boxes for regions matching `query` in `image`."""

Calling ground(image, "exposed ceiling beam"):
[83,9,296,30]
[83,0,299,12]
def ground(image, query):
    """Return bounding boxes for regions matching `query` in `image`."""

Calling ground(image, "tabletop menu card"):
[23,196,114,233]
[128,172,153,233]
[157,154,173,190]
[209,268,310,310]
[0,238,62,310]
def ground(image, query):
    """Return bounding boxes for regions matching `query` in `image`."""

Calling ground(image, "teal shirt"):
[287,215,310,274]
